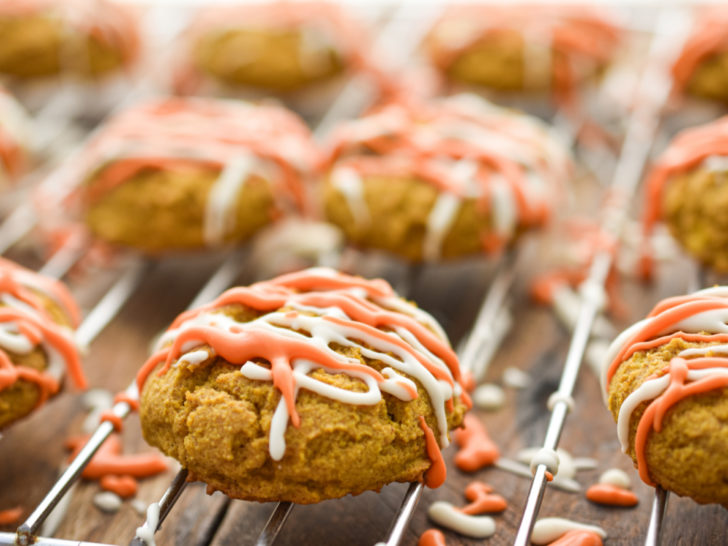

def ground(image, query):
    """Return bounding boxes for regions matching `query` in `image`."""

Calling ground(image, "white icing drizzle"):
[472,383,506,410]
[502,366,530,389]
[331,166,369,227]
[531,517,606,545]
[547,392,575,412]
[327,93,572,259]
[494,458,581,492]
[423,192,459,261]
[601,286,728,393]
[204,153,256,245]
[93,492,122,514]
[150,269,460,461]
[529,447,560,476]
[599,468,632,489]
[427,501,496,538]
[701,154,728,173]
[134,502,160,546]
[616,343,728,453]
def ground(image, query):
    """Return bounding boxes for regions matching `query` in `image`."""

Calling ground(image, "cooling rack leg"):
[644,486,669,546]
[255,502,295,546]
[376,482,424,546]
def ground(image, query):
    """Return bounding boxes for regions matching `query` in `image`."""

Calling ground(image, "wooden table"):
[1,209,727,546]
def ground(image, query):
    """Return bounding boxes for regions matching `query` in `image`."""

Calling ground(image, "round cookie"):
[602,287,728,507]
[174,2,367,96]
[643,116,728,272]
[424,5,618,102]
[75,97,318,253]
[322,94,572,262]
[0,0,138,81]
[672,10,728,104]
[0,257,85,429]
[138,267,468,503]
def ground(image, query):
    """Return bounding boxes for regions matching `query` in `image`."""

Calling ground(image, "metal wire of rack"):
[511,8,694,546]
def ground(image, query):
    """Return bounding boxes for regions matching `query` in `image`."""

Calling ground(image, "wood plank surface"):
[2,226,727,545]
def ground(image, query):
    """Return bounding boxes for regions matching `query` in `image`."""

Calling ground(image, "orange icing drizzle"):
[453,414,499,472]
[426,5,618,105]
[325,96,570,254]
[641,116,728,277]
[633,356,728,485]
[418,529,447,546]
[78,97,317,214]
[460,481,507,514]
[100,474,138,499]
[605,297,728,389]
[0,0,139,69]
[0,259,85,405]
[175,1,371,94]
[418,416,447,489]
[585,483,638,507]
[113,391,139,411]
[548,529,603,546]
[607,288,728,487]
[99,410,123,432]
[138,268,462,480]
[66,434,168,481]
[672,9,728,94]
[0,507,22,526]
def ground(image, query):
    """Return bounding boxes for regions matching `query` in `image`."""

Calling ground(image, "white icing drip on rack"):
[427,501,496,538]
[531,517,606,544]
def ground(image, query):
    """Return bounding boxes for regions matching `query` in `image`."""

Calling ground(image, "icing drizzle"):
[0,257,84,407]
[641,116,728,275]
[325,94,572,259]
[672,9,728,94]
[77,97,318,246]
[138,267,464,473]
[425,5,619,104]
[602,286,728,485]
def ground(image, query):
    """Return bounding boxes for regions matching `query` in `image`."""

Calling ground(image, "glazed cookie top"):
[672,9,728,95]
[137,267,467,482]
[174,1,368,92]
[0,257,85,403]
[0,86,30,183]
[325,93,572,255]
[76,97,319,244]
[0,0,139,68]
[641,116,728,262]
[425,4,619,99]
[601,286,728,484]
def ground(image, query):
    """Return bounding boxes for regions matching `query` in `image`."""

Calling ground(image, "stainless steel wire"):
[512,9,692,545]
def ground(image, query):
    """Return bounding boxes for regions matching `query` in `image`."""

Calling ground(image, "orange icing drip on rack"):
[418,529,447,546]
[641,116,728,276]
[138,268,463,478]
[585,483,638,507]
[175,1,370,94]
[453,413,499,472]
[0,507,23,526]
[0,0,139,68]
[460,481,507,514]
[77,97,317,214]
[672,9,728,94]
[325,95,571,257]
[548,529,603,546]
[604,287,728,487]
[0,258,85,405]
[425,5,619,104]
